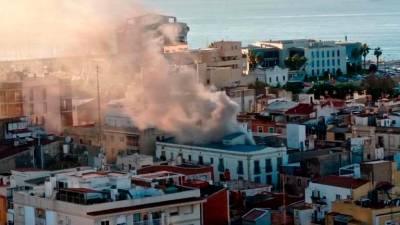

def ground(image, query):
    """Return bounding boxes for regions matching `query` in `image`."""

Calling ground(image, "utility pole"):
[96,65,102,146]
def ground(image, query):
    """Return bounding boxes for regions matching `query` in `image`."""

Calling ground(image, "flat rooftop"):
[161,137,268,153]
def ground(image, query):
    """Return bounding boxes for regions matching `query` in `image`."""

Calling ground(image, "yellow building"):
[327,200,400,225]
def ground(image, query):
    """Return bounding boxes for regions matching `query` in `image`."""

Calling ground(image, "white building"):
[286,124,306,150]
[12,168,203,225]
[155,132,287,187]
[262,66,289,87]
[304,175,369,223]
[116,153,153,171]
[304,41,347,76]
[256,39,348,76]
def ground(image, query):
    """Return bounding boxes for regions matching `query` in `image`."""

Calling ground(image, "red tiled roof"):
[242,209,267,221]
[313,175,369,189]
[321,99,345,108]
[285,103,314,115]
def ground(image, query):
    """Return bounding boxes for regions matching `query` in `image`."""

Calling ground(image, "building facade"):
[155,133,287,187]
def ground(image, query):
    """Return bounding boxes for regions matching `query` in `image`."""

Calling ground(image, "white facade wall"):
[305,182,352,221]
[156,142,287,187]
[304,46,347,76]
[264,66,289,87]
[286,124,306,150]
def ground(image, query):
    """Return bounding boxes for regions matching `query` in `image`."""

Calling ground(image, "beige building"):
[0,82,23,119]
[327,200,400,225]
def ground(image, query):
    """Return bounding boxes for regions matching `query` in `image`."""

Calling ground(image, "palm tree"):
[359,43,370,70]
[374,47,383,70]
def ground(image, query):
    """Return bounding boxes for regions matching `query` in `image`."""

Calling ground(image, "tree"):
[374,47,383,70]
[359,43,370,70]
[362,74,395,100]
[248,52,258,71]
[284,54,307,71]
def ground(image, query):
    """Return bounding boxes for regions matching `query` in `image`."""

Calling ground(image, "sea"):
[143,0,400,60]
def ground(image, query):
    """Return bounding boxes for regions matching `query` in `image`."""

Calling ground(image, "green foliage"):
[307,83,362,99]
[374,47,383,70]
[283,82,304,94]
[361,74,395,101]
[360,43,370,70]
[284,54,307,71]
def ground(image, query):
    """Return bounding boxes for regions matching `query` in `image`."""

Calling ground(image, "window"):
[254,176,261,183]
[210,157,214,164]
[277,157,283,169]
[218,158,225,172]
[101,221,110,225]
[316,51,319,58]
[181,205,194,215]
[337,59,341,66]
[254,160,260,174]
[29,103,34,115]
[317,61,320,67]
[327,60,330,67]
[265,159,272,173]
[237,161,244,175]
[29,88,34,101]
[188,155,192,162]
[257,126,263,133]
[269,77,272,83]
[322,51,325,58]
[276,76,278,82]
[337,50,340,56]
[170,152,174,160]
[169,207,179,216]
[42,88,47,100]
[322,60,325,67]
[311,61,314,67]
[297,178,302,186]
[327,51,330,57]
[268,127,275,133]
[311,51,314,58]
[332,59,335,66]
[332,50,335,57]
[336,194,341,200]
[283,76,285,81]
[198,156,203,165]
[266,175,272,184]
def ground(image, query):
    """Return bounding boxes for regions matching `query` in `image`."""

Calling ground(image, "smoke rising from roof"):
[0,0,241,144]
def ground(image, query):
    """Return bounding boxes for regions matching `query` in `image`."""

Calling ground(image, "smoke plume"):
[0,0,241,144]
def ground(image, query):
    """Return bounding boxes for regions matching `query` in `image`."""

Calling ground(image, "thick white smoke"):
[0,0,241,144]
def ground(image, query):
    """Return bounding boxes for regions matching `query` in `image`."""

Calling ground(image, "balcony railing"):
[133,219,162,225]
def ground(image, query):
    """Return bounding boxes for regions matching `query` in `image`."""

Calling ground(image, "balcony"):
[311,195,327,205]
[134,219,162,225]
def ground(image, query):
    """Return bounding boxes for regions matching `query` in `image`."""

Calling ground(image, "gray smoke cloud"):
[0,0,241,144]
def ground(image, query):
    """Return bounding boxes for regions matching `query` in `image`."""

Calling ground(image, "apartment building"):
[155,132,287,187]
[12,168,204,225]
